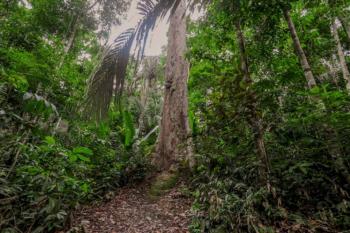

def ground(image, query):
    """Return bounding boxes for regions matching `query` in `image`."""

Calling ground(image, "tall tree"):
[332,18,350,91]
[86,0,193,170]
[282,7,317,88]
[235,20,270,186]
[154,0,192,170]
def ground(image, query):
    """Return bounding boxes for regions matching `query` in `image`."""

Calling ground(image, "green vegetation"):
[1,0,350,232]
[188,0,350,232]
[0,1,149,232]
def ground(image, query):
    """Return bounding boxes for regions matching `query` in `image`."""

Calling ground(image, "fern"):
[123,110,135,148]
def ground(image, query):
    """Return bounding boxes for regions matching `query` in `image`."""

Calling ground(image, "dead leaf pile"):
[68,182,192,233]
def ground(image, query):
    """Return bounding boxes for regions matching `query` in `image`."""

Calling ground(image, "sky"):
[109,0,170,56]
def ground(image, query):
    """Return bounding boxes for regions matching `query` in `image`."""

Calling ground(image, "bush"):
[0,85,149,232]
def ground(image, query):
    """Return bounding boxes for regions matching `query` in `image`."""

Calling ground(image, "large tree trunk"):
[235,21,271,187]
[339,16,350,43]
[283,9,317,88]
[332,19,350,91]
[154,0,192,170]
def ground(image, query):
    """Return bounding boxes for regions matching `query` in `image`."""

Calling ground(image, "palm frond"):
[135,0,181,61]
[85,0,182,120]
[85,28,135,120]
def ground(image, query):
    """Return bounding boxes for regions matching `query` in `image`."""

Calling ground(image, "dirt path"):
[69,181,193,233]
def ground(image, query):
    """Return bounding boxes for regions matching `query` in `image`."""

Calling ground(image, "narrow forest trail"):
[68,179,193,233]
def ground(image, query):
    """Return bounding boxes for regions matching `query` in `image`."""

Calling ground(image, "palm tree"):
[85,0,192,170]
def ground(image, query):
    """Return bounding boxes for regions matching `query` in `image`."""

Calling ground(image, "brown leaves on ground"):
[68,182,193,233]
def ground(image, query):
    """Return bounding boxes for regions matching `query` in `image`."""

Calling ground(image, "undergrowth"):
[0,82,149,233]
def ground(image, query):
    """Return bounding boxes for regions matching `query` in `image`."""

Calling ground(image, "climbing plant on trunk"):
[234,20,271,187]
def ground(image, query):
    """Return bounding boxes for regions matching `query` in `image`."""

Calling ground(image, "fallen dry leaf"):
[68,181,192,233]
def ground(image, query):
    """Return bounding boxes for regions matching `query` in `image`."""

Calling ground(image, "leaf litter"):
[67,181,193,233]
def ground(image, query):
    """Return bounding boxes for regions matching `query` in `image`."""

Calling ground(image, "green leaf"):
[72,147,93,156]
[44,136,55,145]
[8,74,29,92]
[80,183,90,193]
[77,154,90,162]
[309,86,320,95]
[122,110,135,148]
[68,153,77,162]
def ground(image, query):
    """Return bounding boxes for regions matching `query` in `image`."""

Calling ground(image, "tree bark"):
[283,9,317,89]
[332,19,350,91]
[339,16,350,43]
[235,21,271,187]
[154,0,192,170]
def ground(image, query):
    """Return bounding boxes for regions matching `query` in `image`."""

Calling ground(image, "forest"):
[1,0,350,232]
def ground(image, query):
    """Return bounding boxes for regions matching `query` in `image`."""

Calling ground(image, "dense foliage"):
[2,0,350,232]
[188,0,350,232]
[0,1,151,232]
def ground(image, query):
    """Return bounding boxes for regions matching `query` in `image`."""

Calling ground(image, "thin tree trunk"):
[137,57,158,137]
[282,11,350,183]
[58,14,80,69]
[137,73,153,138]
[339,16,350,43]
[332,19,350,91]
[328,19,350,184]
[282,9,350,185]
[235,21,271,187]
[283,9,317,88]
[154,0,192,170]
[137,78,149,136]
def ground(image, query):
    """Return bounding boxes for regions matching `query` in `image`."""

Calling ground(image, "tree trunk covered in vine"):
[235,21,270,187]
[154,0,192,170]
[283,9,317,88]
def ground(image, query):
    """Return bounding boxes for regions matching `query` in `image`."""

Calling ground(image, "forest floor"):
[68,175,193,233]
